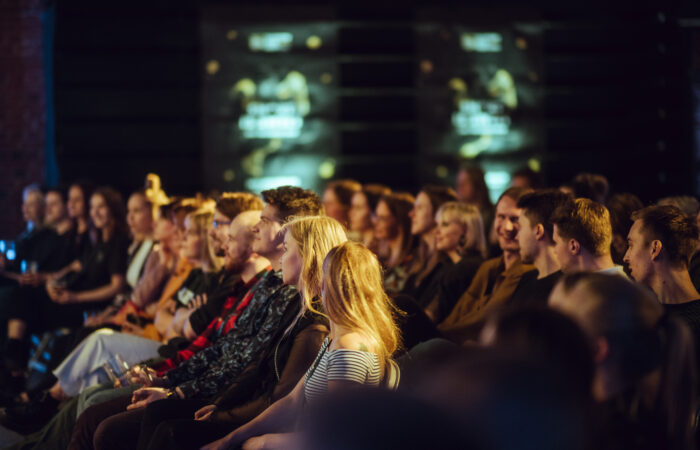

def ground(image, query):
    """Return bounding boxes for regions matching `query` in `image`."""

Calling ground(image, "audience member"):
[402,185,457,308]
[322,179,361,227]
[550,273,696,450]
[551,197,624,276]
[424,202,487,322]
[209,192,263,260]
[374,192,416,293]
[624,205,700,352]
[438,187,535,342]
[201,240,400,450]
[509,190,570,307]
[348,183,391,248]
[455,165,494,232]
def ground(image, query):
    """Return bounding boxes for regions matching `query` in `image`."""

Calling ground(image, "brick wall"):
[0,0,46,238]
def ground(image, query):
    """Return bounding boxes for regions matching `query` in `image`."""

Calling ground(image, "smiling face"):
[67,186,86,220]
[349,192,372,233]
[494,196,521,253]
[90,193,112,230]
[281,230,303,286]
[45,191,68,226]
[410,192,435,236]
[435,209,465,252]
[126,194,154,238]
[623,220,654,285]
[252,204,284,259]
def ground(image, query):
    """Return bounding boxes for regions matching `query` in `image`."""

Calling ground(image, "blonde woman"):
[425,202,487,322]
[202,240,400,450]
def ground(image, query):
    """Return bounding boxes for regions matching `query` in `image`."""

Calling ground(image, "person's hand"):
[68,260,82,273]
[121,320,145,337]
[128,365,159,387]
[194,404,217,421]
[18,273,45,286]
[165,299,178,315]
[126,387,169,410]
[188,293,207,310]
[47,285,75,304]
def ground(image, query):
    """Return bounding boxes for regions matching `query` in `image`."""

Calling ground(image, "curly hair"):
[261,186,323,223]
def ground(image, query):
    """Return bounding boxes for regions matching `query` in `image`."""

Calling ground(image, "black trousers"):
[146,418,233,450]
[68,393,211,450]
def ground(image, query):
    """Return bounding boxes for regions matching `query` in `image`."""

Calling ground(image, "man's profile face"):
[623,220,654,285]
[252,204,283,259]
[552,225,574,273]
[517,212,537,263]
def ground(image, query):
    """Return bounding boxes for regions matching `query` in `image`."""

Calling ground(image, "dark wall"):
[0,0,47,238]
[53,1,201,197]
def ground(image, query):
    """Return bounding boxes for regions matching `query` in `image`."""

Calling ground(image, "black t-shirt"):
[509,270,563,308]
[436,250,484,322]
[401,254,453,309]
[664,299,700,368]
[66,231,129,292]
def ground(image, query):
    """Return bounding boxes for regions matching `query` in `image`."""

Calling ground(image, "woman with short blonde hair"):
[436,202,487,259]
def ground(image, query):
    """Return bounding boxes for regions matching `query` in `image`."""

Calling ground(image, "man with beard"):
[185,193,264,334]
[438,187,535,343]
[508,190,571,308]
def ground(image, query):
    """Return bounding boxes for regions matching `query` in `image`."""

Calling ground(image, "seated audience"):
[509,190,571,307]
[401,185,457,308]
[374,192,416,293]
[455,165,494,237]
[68,214,343,450]
[322,179,361,228]
[550,273,696,450]
[424,202,487,322]
[438,187,535,342]
[348,183,391,247]
[201,240,400,450]
[551,197,625,276]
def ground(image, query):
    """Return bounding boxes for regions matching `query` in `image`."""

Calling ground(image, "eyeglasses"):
[212,220,231,229]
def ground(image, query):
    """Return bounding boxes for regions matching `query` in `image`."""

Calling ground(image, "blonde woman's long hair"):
[437,201,488,258]
[281,216,348,318]
[187,208,221,272]
[322,241,402,374]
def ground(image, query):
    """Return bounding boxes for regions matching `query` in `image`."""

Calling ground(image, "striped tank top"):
[303,337,381,403]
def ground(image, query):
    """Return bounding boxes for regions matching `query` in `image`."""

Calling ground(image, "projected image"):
[201,13,339,193]
[416,17,544,198]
